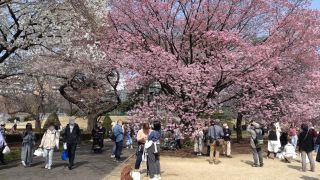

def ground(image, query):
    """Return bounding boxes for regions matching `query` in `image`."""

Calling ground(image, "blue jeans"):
[112,142,116,155]
[115,140,123,160]
[291,135,298,149]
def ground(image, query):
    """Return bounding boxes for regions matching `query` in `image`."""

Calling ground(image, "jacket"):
[63,123,81,144]
[22,131,35,145]
[298,130,315,153]
[247,125,263,149]
[208,125,224,140]
[113,124,124,142]
[223,128,232,141]
[40,129,59,149]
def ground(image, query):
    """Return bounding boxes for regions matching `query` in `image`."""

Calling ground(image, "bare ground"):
[107,142,320,180]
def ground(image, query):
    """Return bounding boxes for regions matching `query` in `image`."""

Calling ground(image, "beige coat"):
[40,129,59,149]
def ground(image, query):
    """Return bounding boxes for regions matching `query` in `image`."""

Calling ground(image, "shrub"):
[43,112,61,131]
[182,137,193,148]
[24,115,33,122]
[102,115,113,136]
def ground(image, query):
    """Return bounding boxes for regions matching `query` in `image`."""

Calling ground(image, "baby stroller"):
[161,138,178,151]
[92,127,105,153]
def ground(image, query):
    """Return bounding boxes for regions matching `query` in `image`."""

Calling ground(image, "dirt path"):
[112,153,320,180]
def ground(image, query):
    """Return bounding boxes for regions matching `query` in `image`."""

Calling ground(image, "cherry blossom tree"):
[107,0,320,129]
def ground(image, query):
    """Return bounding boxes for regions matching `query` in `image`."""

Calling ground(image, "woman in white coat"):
[39,124,59,170]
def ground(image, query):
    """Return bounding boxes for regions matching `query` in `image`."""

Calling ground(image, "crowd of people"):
[1,117,320,179]
[0,117,81,170]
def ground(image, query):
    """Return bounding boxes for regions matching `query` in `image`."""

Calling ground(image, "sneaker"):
[260,163,264,167]
[45,164,48,169]
[110,155,115,158]
[21,161,26,167]
[252,164,259,167]
[48,166,51,170]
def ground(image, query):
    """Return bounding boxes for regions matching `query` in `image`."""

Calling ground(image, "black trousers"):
[67,143,77,166]
[0,146,4,163]
[176,139,182,149]
[135,146,143,169]
[115,140,123,160]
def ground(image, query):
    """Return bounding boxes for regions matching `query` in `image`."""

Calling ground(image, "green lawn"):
[5,147,21,162]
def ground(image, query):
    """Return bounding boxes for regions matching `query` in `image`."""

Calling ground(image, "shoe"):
[0,161,7,165]
[68,166,72,170]
[260,163,264,167]
[47,166,51,170]
[21,161,26,167]
[227,155,232,158]
[45,164,48,169]
[252,164,259,167]
[111,155,115,158]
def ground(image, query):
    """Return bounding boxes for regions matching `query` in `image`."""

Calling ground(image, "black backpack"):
[254,129,264,147]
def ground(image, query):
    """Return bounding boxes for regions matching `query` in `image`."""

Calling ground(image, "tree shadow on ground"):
[30,161,43,167]
[74,161,89,168]
[287,165,301,171]
[300,175,319,180]
[241,160,253,166]
[52,162,67,168]
[0,163,19,170]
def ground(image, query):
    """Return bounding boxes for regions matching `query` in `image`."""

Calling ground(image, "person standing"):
[247,122,264,167]
[0,121,7,165]
[222,123,232,158]
[298,123,316,172]
[113,120,124,162]
[146,121,162,180]
[193,127,204,156]
[289,124,298,149]
[208,120,224,164]
[63,117,81,170]
[174,125,182,149]
[21,123,36,167]
[110,122,117,158]
[134,123,150,170]
[39,124,59,170]
[267,124,279,159]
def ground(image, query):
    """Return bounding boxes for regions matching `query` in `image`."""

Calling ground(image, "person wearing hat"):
[222,123,232,158]
[63,117,81,170]
[247,121,264,167]
[0,121,7,165]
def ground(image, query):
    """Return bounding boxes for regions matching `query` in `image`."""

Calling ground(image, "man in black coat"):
[63,117,81,170]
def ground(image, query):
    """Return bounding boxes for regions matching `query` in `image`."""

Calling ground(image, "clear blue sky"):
[311,0,320,9]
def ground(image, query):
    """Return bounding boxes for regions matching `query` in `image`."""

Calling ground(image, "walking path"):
[0,141,134,180]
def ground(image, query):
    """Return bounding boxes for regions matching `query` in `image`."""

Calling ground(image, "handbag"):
[61,150,68,161]
[2,146,10,154]
[34,148,44,157]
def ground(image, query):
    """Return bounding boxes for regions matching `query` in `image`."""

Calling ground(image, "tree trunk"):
[87,113,99,133]
[236,112,243,143]
[35,119,41,132]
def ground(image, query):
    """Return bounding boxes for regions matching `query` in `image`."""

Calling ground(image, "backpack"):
[254,129,264,147]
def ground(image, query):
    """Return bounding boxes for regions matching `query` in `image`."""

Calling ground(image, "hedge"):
[5,133,92,143]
